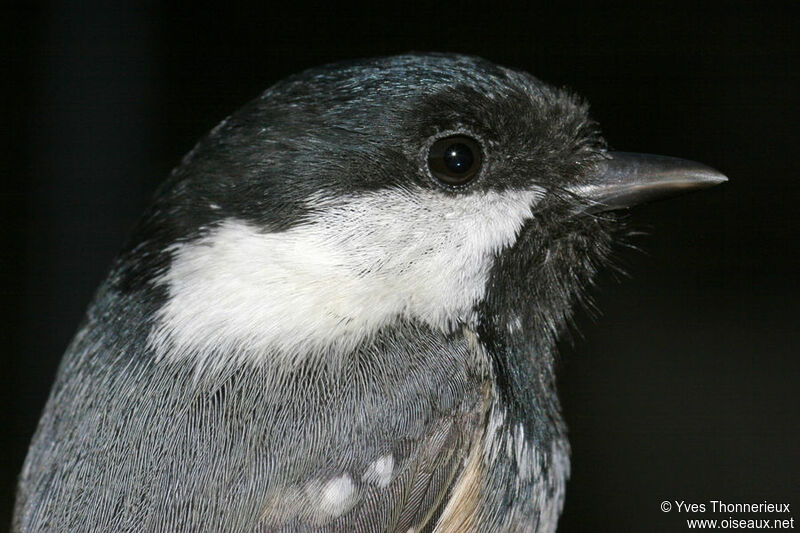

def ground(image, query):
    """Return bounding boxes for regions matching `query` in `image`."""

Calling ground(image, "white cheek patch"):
[149,186,543,368]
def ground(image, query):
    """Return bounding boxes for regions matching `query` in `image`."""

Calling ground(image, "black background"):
[2,2,798,531]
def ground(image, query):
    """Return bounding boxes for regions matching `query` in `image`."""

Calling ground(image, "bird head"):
[121,54,724,377]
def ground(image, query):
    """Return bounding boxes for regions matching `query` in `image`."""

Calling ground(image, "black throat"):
[477,210,615,448]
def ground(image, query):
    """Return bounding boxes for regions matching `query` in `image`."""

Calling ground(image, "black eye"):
[427,135,483,187]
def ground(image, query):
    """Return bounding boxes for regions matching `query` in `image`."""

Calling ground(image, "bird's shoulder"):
[17,318,492,532]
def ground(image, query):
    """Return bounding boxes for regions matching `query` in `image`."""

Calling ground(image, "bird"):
[13,53,726,532]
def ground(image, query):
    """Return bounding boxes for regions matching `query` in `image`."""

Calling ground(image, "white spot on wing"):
[318,474,356,518]
[361,454,393,488]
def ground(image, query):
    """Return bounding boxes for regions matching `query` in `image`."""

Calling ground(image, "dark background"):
[2,2,798,531]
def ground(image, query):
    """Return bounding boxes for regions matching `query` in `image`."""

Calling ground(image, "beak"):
[574,152,728,212]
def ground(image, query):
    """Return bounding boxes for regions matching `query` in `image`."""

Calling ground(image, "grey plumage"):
[14,53,724,532]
